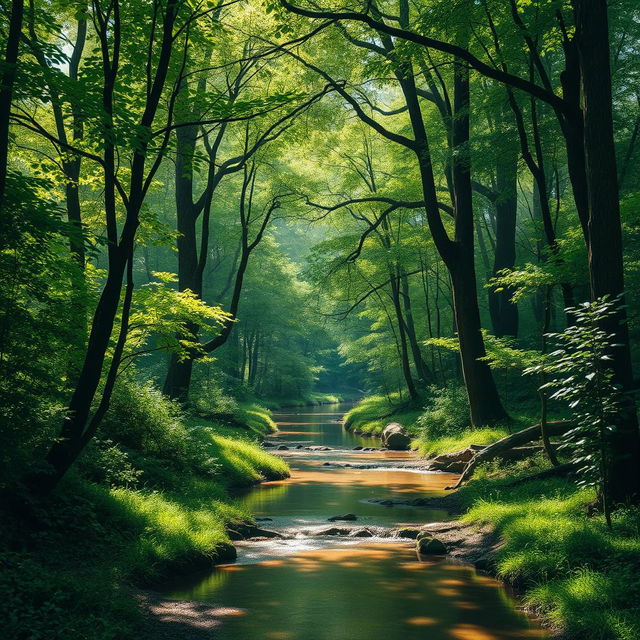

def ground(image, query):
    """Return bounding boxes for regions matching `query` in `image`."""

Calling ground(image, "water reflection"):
[167,544,547,640]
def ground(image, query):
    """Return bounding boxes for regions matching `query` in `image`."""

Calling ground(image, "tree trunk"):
[400,269,432,384]
[575,0,640,504]
[389,270,419,400]
[163,124,200,401]
[489,138,519,338]
[448,61,508,426]
[0,0,24,202]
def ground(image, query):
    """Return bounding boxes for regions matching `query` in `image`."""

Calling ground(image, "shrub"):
[96,377,217,479]
[77,439,143,488]
[416,385,470,440]
[189,377,241,421]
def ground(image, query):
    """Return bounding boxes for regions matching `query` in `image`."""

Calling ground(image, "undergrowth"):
[1,377,288,640]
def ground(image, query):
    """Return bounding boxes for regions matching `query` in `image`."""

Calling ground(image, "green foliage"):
[78,439,143,488]
[97,376,218,479]
[526,297,628,518]
[0,174,76,484]
[427,333,541,371]
[416,385,470,439]
[128,273,230,363]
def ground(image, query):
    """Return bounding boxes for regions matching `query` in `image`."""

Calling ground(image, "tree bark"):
[575,0,640,504]
[488,129,519,338]
[400,269,432,383]
[0,0,24,203]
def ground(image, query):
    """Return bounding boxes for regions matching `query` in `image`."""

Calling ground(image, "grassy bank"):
[346,393,640,638]
[343,392,539,456]
[1,385,288,640]
[343,393,424,436]
[457,458,640,640]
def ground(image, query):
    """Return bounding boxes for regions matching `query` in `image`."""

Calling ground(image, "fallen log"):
[447,421,571,489]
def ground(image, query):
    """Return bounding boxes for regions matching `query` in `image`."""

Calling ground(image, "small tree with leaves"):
[525,297,628,527]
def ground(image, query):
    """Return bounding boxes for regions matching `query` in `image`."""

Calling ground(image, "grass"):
[1,404,289,640]
[343,393,423,435]
[413,427,508,457]
[237,402,278,433]
[457,457,640,640]
[191,425,289,487]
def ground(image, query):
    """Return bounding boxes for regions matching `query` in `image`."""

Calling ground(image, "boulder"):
[395,528,421,539]
[315,527,350,536]
[307,446,331,451]
[416,536,447,555]
[416,530,433,541]
[381,422,411,450]
[277,445,289,450]
[328,513,357,522]
[352,446,363,451]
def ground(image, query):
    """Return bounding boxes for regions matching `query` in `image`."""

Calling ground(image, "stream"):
[163,403,548,640]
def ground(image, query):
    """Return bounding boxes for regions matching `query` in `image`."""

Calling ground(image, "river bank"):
[0,391,290,640]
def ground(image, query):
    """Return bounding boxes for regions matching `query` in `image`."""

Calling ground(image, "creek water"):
[163,403,548,640]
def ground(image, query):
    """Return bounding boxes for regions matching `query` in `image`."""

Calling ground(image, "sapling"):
[525,296,627,527]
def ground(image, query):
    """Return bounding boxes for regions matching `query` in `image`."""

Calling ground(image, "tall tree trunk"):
[448,62,508,425]
[388,270,419,400]
[400,62,507,424]
[489,134,519,338]
[575,0,640,504]
[163,123,200,401]
[0,0,24,202]
[400,269,432,383]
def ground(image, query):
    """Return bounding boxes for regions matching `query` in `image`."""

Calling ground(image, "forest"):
[1,0,639,638]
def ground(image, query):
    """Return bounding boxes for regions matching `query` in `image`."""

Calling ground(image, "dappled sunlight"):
[406,616,437,626]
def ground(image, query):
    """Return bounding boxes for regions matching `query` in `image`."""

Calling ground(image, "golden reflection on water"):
[265,467,456,490]
[168,544,548,640]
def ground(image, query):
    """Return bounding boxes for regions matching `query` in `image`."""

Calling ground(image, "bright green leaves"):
[126,272,232,363]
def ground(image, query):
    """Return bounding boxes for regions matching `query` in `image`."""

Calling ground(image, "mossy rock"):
[416,536,447,555]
